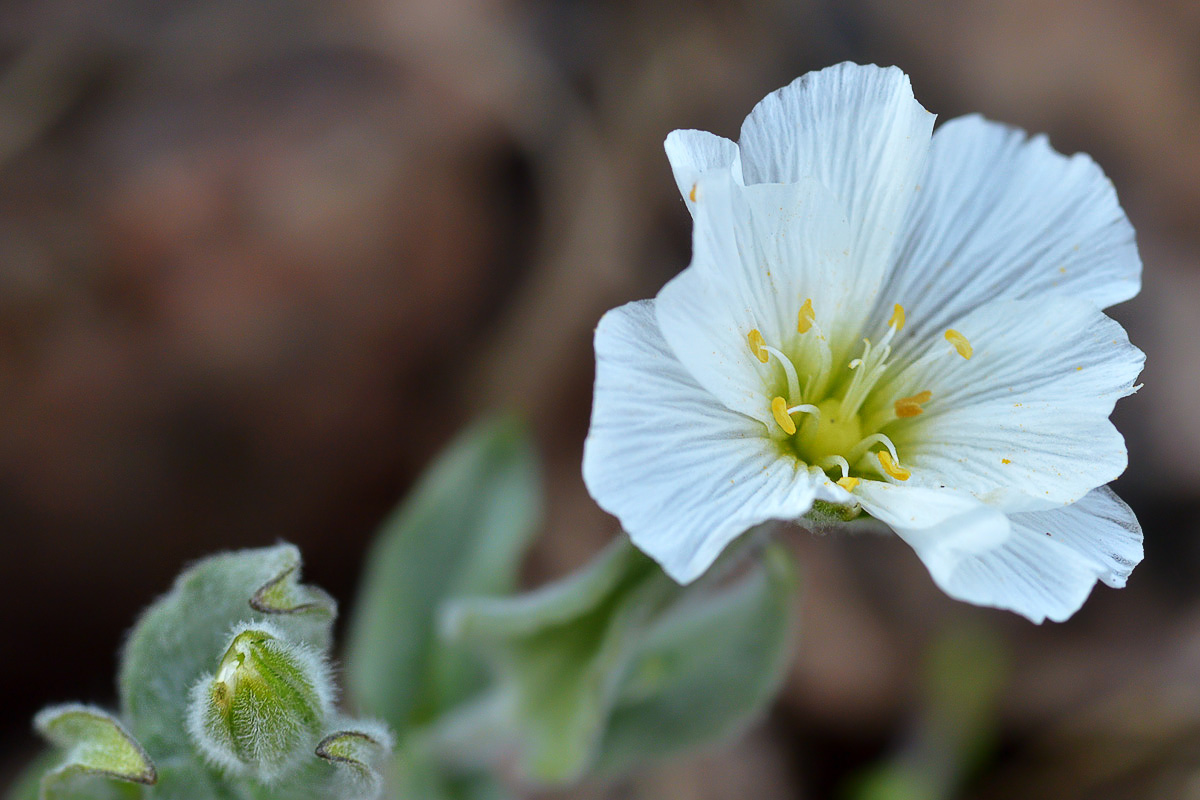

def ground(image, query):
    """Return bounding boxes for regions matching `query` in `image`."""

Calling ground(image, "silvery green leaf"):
[344,416,541,730]
[33,705,155,799]
[314,720,394,800]
[390,741,513,800]
[594,543,798,774]
[440,538,679,784]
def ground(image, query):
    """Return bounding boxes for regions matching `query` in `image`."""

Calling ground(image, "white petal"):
[874,296,1143,509]
[583,299,824,583]
[655,170,853,423]
[878,115,1141,352]
[737,62,935,325]
[859,482,1116,623]
[664,129,740,214]
[1007,486,1143,589]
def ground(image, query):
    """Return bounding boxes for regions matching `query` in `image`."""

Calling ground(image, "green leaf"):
[315,721,394,800]
[119,545,335,760]
[344,416,542,729]
[33,705,155,800]
[390,741,514,800]
[441,539,680,784]
[594,543,798,774]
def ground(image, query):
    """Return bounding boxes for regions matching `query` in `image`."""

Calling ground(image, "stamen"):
[797,298,815,333]
[763,345,802,402]
[786,403,820,420]
[689,182,698,202]
[888,303,906,331]
[847,432,901,467]
[748,329,769,363]
[945,329,973,360]
[818,455,850,478]
[836,476,860,491]
[771,396,797,435]
[877,450,911,481]
[894,390,932,418]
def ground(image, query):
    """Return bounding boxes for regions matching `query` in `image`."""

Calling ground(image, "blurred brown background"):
[2,0,1199,797]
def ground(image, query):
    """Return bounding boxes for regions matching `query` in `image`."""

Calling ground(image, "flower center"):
[747,302,971,487]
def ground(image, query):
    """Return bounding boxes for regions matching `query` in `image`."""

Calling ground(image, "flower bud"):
[187,622,332,781]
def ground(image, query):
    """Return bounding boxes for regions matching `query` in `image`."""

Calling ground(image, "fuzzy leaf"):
[594,543,798,774]
[442,539,680,784]
[33,705,155,799]
[315,720,394,800]
[119,545,335,760]
[344,416,542,730]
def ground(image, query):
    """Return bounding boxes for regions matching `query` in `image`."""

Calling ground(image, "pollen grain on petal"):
[894,389,932,418]
[771,396,797,435]
[797,298,815,333]
[877,450,911,481]
[945,329,973,360]
[748,328,769,363]
[888,303,906,331]
[836,476,860,491]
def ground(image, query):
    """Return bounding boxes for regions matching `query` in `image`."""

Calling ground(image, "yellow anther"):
[771,396,796,435]
[877,450,911,481]
[836,476,860,491]
[796,298,815,333]
[888,303,906,330]
[689,182,698,202]
[894,389,933,418]
[945,329,973,360]
[747,329,769,363]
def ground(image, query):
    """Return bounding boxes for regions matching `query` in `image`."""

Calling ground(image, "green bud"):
[187,622,332,782]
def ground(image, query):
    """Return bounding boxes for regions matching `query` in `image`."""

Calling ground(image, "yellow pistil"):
[797,298,815,333]
[771,396,797,435]
[748,329,769,363]
[836,476,860,491]
[945,329,973,360]
[689,182,698,202]
[877,450,911,481]
[894,389,932,418]
[888,303,906,330]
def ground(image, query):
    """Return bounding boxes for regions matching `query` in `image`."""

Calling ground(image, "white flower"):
[582,63,1144,623]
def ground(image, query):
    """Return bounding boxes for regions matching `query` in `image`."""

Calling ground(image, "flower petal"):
[859,483,1121,623]
[873,296,1143,509]
[737,62,935,322]
[1006,486,1143,589]
[878,114,1141,351]
[663,129,740,215]
[655,170,853,422]
[583,299,824,583]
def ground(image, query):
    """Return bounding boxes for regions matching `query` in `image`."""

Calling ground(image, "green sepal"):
[314,720,394,800]
[119,544,335,760]
[593,543,798,774]
[344,415,542,730]
[33,705,155,800]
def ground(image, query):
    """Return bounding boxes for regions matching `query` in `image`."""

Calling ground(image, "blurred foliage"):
[3,0,1199,797]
